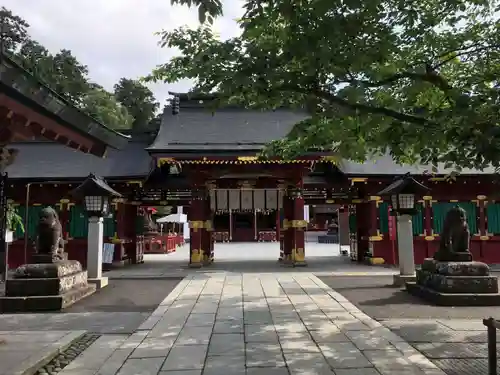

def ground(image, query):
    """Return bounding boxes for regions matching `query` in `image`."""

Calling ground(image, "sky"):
[2,0,243,107]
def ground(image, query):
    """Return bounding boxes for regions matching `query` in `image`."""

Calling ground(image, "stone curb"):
[11,330,87,375]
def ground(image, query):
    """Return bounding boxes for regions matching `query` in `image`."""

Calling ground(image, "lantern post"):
[71,174,122,289]
[378,173,430,286]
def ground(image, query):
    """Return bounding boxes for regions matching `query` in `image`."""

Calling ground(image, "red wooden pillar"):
[189,188,206,268]
[275,209,281,243]
[283,193,293,259]
[290,186,307,266]
[202,197,213,264]
[123,204,141,264]
[113,202,126,264]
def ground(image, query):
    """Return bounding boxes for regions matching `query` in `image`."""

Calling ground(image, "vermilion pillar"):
[290,187,307,266]
[189,188,206,268]
[202,197,213,264]
[283,193,294,261]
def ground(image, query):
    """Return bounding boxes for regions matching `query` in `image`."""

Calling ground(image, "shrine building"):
[5,91,500,268]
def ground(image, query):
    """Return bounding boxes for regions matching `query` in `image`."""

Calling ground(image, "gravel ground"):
[318,275,500,320]
[65,277,183,313]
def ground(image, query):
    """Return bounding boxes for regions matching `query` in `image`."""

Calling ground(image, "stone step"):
[406,282,500,306]
[0,284,96,313]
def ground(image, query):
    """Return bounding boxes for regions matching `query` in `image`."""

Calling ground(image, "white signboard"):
[304,205,310,222]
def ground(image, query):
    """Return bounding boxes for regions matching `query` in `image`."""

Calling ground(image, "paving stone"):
[191,303,219,314]
[158,371,202,375]
[245,324,279,343]
[333,369,380,375]
[96,348,134,375]
[345,330,395,350]
[213,320,244,333]
[277,330,313,341]
[130,337,175,358]
[216,307,244,321]
[244,311,274,325]
[185,313,216,327]
[280,338,321,352]
[208,333,245,356]
[246,342,286,367]
[283,350,331,373]
[246,368,290,375]
[203,355,246,375]
[161,345,208,370]
[304,320,342,332]
[176,326,213,345]
[308,327,349,343]
[335,320,372,331]
[363,348,413,368]
[319,342,372,369]
[117,357,164,375]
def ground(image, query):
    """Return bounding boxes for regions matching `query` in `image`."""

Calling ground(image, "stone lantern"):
[71,174,122,289]
[378,173,429,286]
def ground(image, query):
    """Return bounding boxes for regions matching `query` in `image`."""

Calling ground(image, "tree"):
[18,40,52,79]
[46,49,90,105]
[82,87,134,130]
[114,78,159,130]
[170,0,222,24]
[150,0,500,171]
[0,6,29,53]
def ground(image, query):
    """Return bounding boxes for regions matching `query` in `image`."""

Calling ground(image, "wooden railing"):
[483,317,500,375]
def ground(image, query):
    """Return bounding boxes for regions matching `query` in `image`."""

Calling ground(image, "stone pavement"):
[0,330,85,375]
[105,243,397,279]
[381,319,498,375]
[58,273,445,375]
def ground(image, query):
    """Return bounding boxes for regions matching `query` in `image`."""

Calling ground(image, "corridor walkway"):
[58,273,444,375]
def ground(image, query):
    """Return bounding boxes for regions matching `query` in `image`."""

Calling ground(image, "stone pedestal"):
[87,216,107,290]
[406,255,500,306]
[0,260,95,312]
[393,214,416,286]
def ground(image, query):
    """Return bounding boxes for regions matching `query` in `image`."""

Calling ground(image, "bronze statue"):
[434,206,471,261]
[36,207,65,262]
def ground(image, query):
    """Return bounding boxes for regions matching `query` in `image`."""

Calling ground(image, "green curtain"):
[487,203,500,234]
[432,202,477,234]
[378,202,423,236]
[18,205,50,240]
[412,203,424,235]
[68,205,116,238]
[379,202,390,234]
[14,205,26,239]
[69,205,88,238]
[348,211,357,234]
[136,215,145,235]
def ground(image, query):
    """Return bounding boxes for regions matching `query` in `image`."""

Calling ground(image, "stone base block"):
[5,270,88,297]
[189,262,203,268]
[421,258,490,276]
[393,273,416,287]
[0,284,96,312]
[293,260,308,267]
[88,276,108,290]
[406,282,500,306]
[13,260,83,279]
[417,269,498,294]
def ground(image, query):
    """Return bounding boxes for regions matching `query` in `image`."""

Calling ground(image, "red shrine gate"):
[185,184,309,268]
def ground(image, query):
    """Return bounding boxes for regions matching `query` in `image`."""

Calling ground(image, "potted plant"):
[5,202,24,243]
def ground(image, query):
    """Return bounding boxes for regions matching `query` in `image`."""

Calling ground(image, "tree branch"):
[289,85,438,126]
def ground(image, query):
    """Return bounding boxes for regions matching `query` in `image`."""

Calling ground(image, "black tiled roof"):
[6,140,152,180]
[1,53,130,153]
[147,106,309,152]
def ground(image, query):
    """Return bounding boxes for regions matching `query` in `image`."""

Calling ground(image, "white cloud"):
[2,0,243,106]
